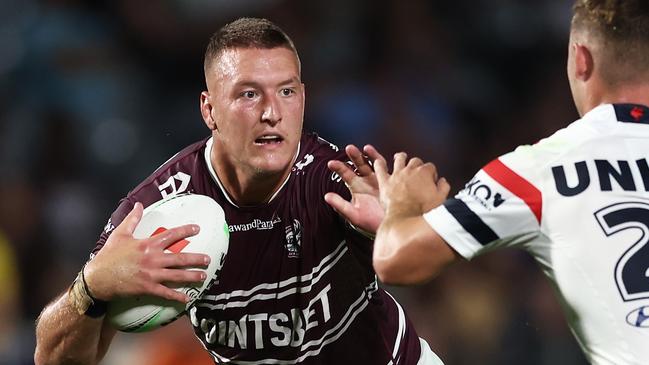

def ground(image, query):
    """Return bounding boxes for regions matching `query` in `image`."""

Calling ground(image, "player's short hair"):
[204,17,300,74]
[572,0,649,85]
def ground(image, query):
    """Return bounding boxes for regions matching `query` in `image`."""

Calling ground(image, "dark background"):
[0,0,588,364]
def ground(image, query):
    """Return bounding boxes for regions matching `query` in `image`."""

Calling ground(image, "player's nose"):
[261,96,281,125]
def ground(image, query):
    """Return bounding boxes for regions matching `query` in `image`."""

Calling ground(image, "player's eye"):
[241,91,257,99]
[280,88,295,97]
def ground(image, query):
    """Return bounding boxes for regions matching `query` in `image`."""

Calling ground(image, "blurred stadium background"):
[0,0,589,364]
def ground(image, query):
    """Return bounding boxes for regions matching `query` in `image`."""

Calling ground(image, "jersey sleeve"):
[92,197,135,257]
[424,145,544,259]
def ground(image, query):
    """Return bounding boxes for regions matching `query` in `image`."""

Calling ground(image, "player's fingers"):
[363,144,386,168]
[373,156,390,187]
[159,252,211,268]
[148,283,189,303]
[155,268,206,285]
[393,152,408,172]
[422,162,439,182]
[432,163,439,182]
[345,145,373,176]
[324,193,356,220]
[152,224,200,250]
[437,177,451,198]
[407,157,424,169]
[327,160,358,185]
[118,202,144,236]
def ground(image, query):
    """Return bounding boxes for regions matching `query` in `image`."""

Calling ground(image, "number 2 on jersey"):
[595,201,649,302]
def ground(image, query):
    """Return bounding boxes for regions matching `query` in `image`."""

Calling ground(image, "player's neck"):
[210,152,290,206]
[583,83,649,115]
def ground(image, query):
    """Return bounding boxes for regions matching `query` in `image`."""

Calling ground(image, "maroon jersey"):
[95,132,421,364]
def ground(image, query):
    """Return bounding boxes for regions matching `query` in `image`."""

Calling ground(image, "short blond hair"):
[572,0,649,85]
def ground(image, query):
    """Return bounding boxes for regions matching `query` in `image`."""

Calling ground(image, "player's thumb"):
[120,202,144,235]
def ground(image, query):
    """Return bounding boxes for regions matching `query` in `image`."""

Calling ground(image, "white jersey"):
[424,104,649,365]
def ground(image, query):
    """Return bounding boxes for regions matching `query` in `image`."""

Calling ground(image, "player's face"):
[202,47,305,178]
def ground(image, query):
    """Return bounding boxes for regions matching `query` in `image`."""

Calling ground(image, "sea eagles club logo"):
[285,219,302,258]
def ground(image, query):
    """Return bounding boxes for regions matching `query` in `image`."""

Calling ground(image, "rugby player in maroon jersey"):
[35,18,444,364]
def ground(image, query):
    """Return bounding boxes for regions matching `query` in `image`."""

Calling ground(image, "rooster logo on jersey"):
[285,219,302,258]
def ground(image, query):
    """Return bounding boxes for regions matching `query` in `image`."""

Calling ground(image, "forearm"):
[373,210,459,285]
[34,292,115,365]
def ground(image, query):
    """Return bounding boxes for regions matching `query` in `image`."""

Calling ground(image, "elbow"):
[373,256,438,286]
[373,235,402,285]
[373,229,446,286]
[373,260,409,286]
[373,239,429,286]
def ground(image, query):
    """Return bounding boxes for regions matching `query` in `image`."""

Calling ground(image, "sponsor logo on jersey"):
[190,284,332,350]
[228,216,281,233]
[552,159,649,197]
[191,242,384,362]
[294,154,315,171]
[626,305,649,328]
[285,219,302,258]
[461,177,507,210]
[158,171,191,198]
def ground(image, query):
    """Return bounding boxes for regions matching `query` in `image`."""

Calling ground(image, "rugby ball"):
[106,193,229,332]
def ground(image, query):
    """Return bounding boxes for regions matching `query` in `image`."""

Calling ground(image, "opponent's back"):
[426,103,649,364]
[534,104,649,364]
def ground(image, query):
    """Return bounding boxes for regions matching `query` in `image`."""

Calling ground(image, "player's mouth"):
[254,134,284,145]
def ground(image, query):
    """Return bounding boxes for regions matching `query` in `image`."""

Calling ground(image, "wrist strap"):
[81,263,108,318]
[70,263,108,318]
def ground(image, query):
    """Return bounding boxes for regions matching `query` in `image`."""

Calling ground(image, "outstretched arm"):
[34,203,209,365]
[372,152,461,285]
[325,144,384,235]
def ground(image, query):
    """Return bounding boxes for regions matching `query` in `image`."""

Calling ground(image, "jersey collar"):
[203,137,300,208]
[613,104,649,124]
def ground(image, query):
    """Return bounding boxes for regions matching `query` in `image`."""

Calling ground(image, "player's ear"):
[200,91,218,131]
[573,43,594,82]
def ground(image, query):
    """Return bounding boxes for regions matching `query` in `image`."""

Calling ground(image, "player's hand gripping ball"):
[106,193,229,332]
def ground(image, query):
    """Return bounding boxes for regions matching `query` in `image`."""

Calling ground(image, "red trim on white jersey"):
[483,158,542,223]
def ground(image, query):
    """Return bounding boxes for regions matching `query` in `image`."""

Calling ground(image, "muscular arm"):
[374,214,460,285]
[34,292,116,365]
[34,202,209,365]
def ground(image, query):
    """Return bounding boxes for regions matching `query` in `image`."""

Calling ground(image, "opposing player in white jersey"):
[363,1,649,364]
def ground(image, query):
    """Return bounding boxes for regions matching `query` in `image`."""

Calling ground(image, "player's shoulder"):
[292,132,345,173]
[127,137,210,204]
[299,132,344,157]
[498,117,593,173]
[513,105,621,163]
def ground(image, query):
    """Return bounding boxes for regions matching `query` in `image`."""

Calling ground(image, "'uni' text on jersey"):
[94,132,421,364]
[424,104,649,365]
